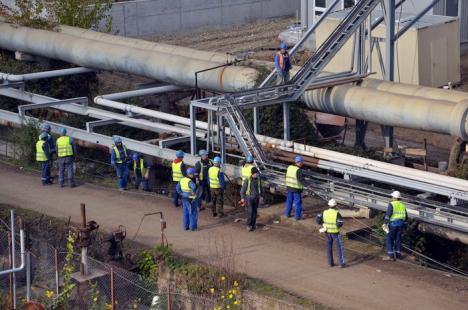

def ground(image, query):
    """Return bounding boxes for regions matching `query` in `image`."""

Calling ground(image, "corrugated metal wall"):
[460,0,468,43]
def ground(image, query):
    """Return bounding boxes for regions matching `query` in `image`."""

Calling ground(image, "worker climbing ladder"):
[191,0,382,166]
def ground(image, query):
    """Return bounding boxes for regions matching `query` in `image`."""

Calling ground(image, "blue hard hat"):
[198,149,207,157]
[245,155,254,163]
[176,150,185,158]
[187,167,195,175]
[113,135,122,144]
[132,152,140,161]
[213,156,221,164]
[41,123,51,131]
[279,42,288,50]
[295,155,304,163]
[59,128,67,136]
[39,132,48,140]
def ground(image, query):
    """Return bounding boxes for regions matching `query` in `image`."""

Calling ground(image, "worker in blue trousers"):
[285,156,306,220]
[56,128,76,188]
[383,191,408,261]
[208,156,226,217]
[274,42,292,84]
[110,136,130,191]
[40,123,56,158]
[317,199,346,268]
[195,149,212,210]
[177,168,199,231]
[172,150,187,207]
[131,152,151,191]
[36,132,52,185]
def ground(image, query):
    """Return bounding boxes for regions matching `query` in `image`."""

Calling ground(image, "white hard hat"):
[391,191,401,199]
[328,199,337,207]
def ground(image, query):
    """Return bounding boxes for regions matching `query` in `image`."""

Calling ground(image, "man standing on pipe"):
[317,199,346,268]
[56,128,76,188]
[110,136,130,191]
[195,149,212,210]
[36,132,52,185]
[172,150,186,207]
[383,191,408,261]
[241,167,263,232]
[209,156,226,217]
[275,42,292,84]
[285,156,306,220]
[176,168,199,231]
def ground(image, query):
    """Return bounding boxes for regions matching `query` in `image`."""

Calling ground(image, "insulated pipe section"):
[0,67,94,82]
[303,86,468,140]
[59,25,237,64]
[101,85,183,101]
[0,23,257,92]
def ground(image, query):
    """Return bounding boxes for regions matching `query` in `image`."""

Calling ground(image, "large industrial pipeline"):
[0,21,468,140]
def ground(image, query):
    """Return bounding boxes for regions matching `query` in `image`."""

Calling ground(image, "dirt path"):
[0,164,467,310]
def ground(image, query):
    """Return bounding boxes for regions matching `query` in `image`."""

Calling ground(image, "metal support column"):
[382,0,396,149]
[190,104,197,156]
[253,107,260,134]
[219,115,226,163]
[283,102,290,141]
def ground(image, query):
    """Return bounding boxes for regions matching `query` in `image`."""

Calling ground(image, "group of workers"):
[35,124,76,187]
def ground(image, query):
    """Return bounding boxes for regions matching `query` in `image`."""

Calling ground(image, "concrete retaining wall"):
[109,0,300,36]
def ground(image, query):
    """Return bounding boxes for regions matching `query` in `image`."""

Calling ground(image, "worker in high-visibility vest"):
[36,132,52,185]
[132,152,151,191]
[383,191,408,261]
[241,167,263,232]
[316,199,346,268]
[110,135,130,191]
[241,155,254,186]
[172,150,187,207]
[176,168,199,231]
[40,123,56,157]
[195,149,213,209]
[208,156,226,217]
[284,156,306,220]
[56,128,76,188]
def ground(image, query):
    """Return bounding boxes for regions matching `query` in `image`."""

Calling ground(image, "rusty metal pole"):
[110,267,115,310]
[54,248,59,295]
[167,284,172,310]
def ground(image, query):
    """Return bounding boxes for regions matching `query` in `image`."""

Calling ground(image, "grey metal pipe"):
[101,85,183,101]
[0,67,94,82]
[303,85,468,140]
[0,211,26,277]
[0,22,257,92]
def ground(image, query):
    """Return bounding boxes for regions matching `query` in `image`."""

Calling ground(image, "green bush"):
[10,118,40,165]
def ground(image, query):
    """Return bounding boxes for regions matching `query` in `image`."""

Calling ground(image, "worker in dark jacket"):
[36,132,52,185]
[383,191,408,261]
[241,167,263,231]
[285,156,306,220]
[317,199,346,268]
[40,123,56,157]
[132,152,151,191]
[195,149,212,209]
[274,42,292,84]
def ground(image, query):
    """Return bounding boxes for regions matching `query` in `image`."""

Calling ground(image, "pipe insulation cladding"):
[0,23,257,92]
[1,22,468,140]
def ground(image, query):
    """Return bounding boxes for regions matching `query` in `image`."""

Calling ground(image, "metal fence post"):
[26,251,31,302]
[8,231,13,310]
[167,284,172,310]
[110,267,115,310]
[54,248,59,295]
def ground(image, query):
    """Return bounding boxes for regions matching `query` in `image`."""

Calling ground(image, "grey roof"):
[326,9,457,30]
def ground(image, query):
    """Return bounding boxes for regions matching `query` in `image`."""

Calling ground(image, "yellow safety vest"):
[241,164,253,182]
[208,166,221,189]
[246,177,261,196]
[198,160,212,181]
[56,136,73,157]
[286,165,303,189]
[36,140,48,162]
[390,201,407,222]
[180,177,195,199]
[323,208,339,233]
[172,161,183,181]
[133,158,146,176]
[113,145,127,164]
